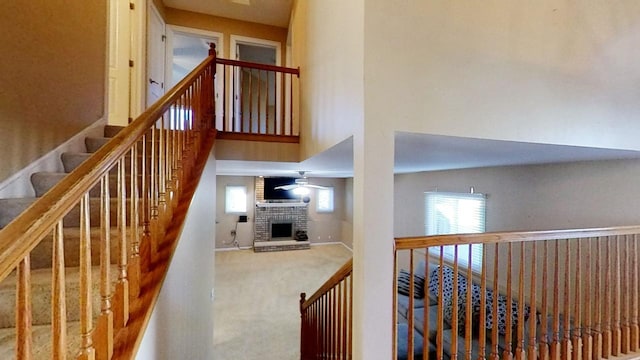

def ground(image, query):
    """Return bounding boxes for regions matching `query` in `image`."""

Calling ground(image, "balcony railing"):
[213,45,300,142]
[394,227,640,360]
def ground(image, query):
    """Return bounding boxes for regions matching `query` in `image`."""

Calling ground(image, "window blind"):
[425,192,486,272]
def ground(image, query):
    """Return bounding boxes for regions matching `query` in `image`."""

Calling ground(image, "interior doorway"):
[229,36,282,134]
[166,26,223,128]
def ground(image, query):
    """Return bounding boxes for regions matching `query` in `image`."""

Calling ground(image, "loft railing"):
[394,227,640,360]
[300,258,353,360]
[0,45,218,358]
[213,45,300,142]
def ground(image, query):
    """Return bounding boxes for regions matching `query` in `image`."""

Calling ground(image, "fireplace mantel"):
[256,202,308,208]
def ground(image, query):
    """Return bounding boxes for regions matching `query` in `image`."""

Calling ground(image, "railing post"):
[300,293,307,359]
[209,43,217,129]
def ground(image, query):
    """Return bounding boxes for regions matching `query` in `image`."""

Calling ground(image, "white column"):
[352,126,394,359]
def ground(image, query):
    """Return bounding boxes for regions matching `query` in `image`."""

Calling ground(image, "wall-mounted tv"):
[263,177,298,200]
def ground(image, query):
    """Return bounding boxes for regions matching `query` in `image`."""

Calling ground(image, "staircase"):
[0,45,303,359]
[0,125,125,358]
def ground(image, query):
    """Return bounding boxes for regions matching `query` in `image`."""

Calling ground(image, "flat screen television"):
[263,177,298,200]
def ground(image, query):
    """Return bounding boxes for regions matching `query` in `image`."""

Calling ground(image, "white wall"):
[290,0,365,160]
[137,150,217,359]
[365,1,640,151]
[395,158,640,238]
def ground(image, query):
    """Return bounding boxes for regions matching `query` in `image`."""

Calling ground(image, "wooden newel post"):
[208,42,217,129]
[300,293,307,359]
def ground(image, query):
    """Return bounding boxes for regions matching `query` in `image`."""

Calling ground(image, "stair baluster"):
[78,193,95,360]
[128,144,141,301]
[94,175,113,360]
[15,255,32,360]
[52,220,67,360]
[113,158,129,330]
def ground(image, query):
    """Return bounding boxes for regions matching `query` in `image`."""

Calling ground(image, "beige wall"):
[365,1,640,151]
[215,175,351,249]
[290,0,364,161]
[395,158,640,238]
[0,1,107,182]
[214,139,299,162]
[164,7,287,63]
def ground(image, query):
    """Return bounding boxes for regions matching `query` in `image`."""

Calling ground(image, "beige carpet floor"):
[213,244,352,360]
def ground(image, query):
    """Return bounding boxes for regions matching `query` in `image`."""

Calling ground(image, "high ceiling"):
[163,0,293,28]
[161,1,640,179]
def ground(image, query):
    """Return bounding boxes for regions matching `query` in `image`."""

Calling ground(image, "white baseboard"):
[311,241,353,252]
[0,118,107,198]
[215,246,252,252]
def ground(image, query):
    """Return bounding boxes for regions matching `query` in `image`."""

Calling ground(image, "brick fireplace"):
[253,177,310,252]
[254,203,308,239]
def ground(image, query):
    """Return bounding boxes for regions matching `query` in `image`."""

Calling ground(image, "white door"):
[166,27,223,128]
[108,0,131,126]
[147,5,165,106]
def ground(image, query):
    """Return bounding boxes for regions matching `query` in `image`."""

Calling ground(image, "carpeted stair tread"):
[0,264,119,328]
[103,125,125,138]
[30,172,66,197]
[0,197,135,229]
[0,321,82,359]
[0,198,36,228]
[60,152,92,173]
[29,227,128,269]
[85,137,111,153]
[61,152,147,174]
[31,172,142,198]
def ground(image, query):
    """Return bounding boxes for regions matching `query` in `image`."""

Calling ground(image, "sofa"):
[397,261,535,359]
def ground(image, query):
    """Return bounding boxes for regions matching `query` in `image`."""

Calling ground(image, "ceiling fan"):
[274,171,328,195]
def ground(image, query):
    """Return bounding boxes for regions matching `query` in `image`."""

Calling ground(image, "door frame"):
[229,35,282,133]
[107,0,131,126]
[146,2,166,107]
[229,35,281,65]
[165,25,224,88]
[129,0,147,119]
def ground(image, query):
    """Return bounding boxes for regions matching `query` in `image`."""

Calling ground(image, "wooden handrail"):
[302,258,353,310]
[395,225,640,250]
[215,57,300,76]
[0,54,216,281]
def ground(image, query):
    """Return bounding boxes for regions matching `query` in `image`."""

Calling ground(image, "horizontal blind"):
[425,192,485,272]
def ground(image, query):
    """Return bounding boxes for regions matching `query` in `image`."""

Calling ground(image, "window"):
[425,192,486,272]
[316,187,334,212]
[225,185,247,213]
